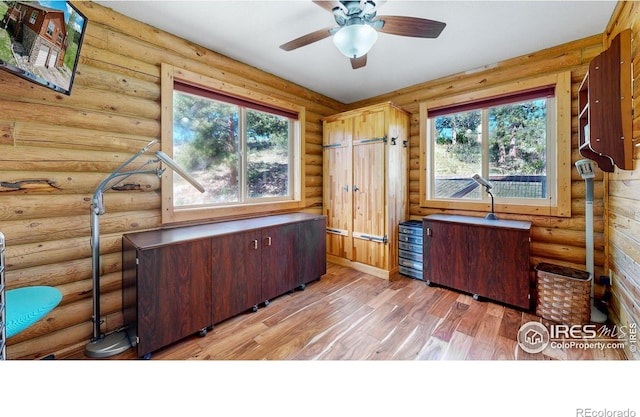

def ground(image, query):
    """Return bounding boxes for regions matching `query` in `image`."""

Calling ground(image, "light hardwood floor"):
[69,262,627,360]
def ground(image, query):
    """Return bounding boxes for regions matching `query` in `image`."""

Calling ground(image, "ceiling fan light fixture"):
[333,23,378,59]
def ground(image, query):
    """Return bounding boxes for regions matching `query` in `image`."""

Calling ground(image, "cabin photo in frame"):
[0,1,87,95]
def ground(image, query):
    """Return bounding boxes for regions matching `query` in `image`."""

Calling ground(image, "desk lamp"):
[473,174,498,220]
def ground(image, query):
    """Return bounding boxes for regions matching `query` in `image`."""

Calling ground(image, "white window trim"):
[160,63,306,225]
[419,72,572,218]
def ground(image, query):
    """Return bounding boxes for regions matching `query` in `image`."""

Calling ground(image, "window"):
[29,10,38,24]
[161,64,305,224]
[46,21,55,37]
[420,72,572,217]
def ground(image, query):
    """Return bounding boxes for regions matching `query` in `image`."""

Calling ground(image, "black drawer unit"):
[398,220,423,280]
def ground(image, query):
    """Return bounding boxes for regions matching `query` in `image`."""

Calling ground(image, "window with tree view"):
[427,89,556,205]
[172,85,293,207]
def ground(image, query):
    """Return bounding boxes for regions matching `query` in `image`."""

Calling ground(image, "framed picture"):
[0,1,88,95]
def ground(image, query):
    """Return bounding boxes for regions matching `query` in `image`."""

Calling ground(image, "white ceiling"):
[94,0,617,104]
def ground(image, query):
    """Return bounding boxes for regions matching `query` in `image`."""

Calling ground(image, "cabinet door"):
[469,227,530,309]
[423,220,468,291]
[353,108,386,142]
[297,217,327,286]
[352,139,386,267]
[211,231,262,324]
[137,239,212,356]
[261,223,298,302]
[324,117,352,146]
[352,108,387,267]
[324,145,352,260]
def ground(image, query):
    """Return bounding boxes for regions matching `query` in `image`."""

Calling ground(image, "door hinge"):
[360,135,387,144]
[357,234,387,244]
[323,143,342,149]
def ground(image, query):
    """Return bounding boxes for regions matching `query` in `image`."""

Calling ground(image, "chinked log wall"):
[0,1,345,359]
[347,35,609,298]
[604,1,640,360]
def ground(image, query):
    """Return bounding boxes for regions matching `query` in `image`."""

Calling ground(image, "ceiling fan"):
[279,0,446,69]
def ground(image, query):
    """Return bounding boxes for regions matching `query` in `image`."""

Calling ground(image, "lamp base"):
[590,304,607,324]
[85,329,132,358]
[485,212,499,220]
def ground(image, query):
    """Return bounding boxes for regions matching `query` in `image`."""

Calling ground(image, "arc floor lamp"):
[85,139,204,358]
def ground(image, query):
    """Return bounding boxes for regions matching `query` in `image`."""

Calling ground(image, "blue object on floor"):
[6,286,62,338]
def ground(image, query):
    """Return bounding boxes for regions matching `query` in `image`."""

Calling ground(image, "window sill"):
[420,199,569,218]
[162,200,305,225]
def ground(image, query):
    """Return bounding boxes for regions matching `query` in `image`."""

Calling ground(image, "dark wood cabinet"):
[297,216,327,287]
[578,29,632,172]
[122,238,212,357]
[122,213,326,357]
[422,214,531,310]
[423,221,468,292]
[211,230,261,325]
[260,223,299,303]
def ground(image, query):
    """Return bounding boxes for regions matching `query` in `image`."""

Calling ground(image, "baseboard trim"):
[326,255,400,280]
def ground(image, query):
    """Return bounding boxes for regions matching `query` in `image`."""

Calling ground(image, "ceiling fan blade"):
[351,55,367,69]
[312,1,347,13]
[375,15,446,38]
[374,0,387,10]
[280,26,336,51]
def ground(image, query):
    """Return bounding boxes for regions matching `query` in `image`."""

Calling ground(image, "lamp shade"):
[333,24,378,58]
[575,159,596,179]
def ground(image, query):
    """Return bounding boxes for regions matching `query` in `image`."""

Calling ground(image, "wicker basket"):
[535,263,591,325]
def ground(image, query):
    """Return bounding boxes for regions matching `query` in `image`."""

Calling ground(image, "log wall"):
[2,1,638,360]
[604,1,640,360]
[0,2,344,359]
[347,34,610,305]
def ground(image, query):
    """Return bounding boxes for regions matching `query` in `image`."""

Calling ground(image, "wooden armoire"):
[322,102,409,279]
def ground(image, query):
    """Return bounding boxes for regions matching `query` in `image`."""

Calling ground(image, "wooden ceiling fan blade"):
[312,0,347,13]
[375,15,446,38]
[280,26,336,51]
[351,55,367,69]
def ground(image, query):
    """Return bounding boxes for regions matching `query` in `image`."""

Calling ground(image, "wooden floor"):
[68,263,627,360]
